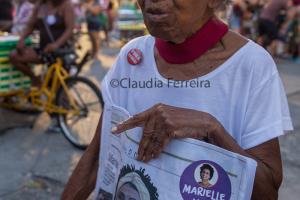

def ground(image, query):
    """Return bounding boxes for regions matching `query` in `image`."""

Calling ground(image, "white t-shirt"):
[102,35,293,150]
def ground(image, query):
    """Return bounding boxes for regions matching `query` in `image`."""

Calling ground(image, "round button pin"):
[127,48,143,65]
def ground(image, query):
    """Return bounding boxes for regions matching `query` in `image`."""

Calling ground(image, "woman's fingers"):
[139,114,173,162]
[142,129,171,162]
[147,120,168,160]
[151,137,171,160]
[137,135,152,161]
[112,108,153,134]
[140,133,161,162]
[137,116,156,161]
[111,114,145,134]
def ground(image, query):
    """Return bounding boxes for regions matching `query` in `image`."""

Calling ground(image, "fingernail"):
[111,126,117,133]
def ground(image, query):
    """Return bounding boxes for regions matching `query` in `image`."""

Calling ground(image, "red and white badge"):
[127,48,143,65]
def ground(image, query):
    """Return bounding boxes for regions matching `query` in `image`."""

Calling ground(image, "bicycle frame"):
[1,58,80,115]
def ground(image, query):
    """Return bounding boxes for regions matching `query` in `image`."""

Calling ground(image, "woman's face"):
[137,0,220,43]
[116,183,141,200]
[201,169,211,181]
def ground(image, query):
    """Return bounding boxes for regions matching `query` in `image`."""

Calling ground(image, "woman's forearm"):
[208,124,282,199]
[61,116,102,199]
[61,147,99,200]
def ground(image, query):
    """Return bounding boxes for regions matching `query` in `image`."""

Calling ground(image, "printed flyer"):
[94,105,257,200]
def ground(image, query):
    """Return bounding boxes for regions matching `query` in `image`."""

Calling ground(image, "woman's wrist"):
[206,116,224,144]
[205,117,244,154]
[191,113,223,142]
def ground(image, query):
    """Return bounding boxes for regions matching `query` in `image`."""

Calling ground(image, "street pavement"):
[0,45,300,199]
[276,59,300,200]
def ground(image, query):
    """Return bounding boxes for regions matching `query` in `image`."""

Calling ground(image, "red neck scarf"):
[155,18,229,64]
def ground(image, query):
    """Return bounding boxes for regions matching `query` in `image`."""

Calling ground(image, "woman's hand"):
[44,42,59,53]
[112,103,221,162]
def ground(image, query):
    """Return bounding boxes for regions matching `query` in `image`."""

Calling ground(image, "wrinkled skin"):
[112,102,282,200]
[137,0,221,43]
[62,1,283,200]
[112,104,217,162]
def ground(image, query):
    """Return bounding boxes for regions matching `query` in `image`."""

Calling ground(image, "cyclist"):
[10,0,75,88]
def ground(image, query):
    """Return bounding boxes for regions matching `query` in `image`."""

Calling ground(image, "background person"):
[11,0,35,35]
[257,0,288,55]
[229,0,245,33]
[84,0,103,59]
[9,0,75,87]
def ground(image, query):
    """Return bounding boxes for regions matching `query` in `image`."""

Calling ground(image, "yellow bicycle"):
[0,49,103,149]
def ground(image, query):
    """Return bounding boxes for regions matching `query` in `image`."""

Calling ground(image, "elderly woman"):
[62,0,292,199]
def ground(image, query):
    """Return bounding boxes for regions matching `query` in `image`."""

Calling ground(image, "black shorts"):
[258,18,278,41]
[87,21,102,32]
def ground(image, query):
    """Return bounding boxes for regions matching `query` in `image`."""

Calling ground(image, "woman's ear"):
[208,0,224,9]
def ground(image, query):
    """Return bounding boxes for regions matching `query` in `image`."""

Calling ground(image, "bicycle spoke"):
[71,86,88,108]
[84,101,100,106]
[57,77,103,149]
[66,114,80,121]
[67,115,82,127]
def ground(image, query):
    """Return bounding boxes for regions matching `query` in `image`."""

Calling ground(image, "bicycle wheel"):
[55,76,104,149]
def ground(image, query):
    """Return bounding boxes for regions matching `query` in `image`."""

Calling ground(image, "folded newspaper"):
[95,105,257,200]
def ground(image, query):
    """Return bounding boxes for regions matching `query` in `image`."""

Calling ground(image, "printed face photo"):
[96,188,113,200]
[194,163,219,188]
[116,182,141,200]
[201,168,212,181]
[114,165,159,200]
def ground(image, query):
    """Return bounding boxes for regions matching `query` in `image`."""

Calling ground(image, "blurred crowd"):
[228,0,300,62]
[1,0,300,62]
[0,0,116,34]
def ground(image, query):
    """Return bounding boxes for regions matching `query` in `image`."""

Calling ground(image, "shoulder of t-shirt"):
[239,40,279,90]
